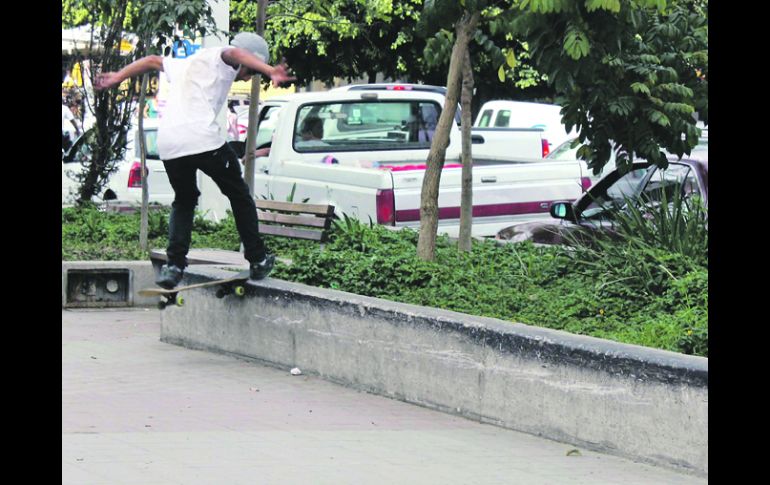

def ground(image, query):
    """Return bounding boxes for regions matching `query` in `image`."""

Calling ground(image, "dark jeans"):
[163,143,267,269]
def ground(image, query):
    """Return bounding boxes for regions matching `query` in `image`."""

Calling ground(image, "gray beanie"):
[230,32,270,63]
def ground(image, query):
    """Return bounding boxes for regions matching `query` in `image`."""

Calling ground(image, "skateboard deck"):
[139,270,251,309]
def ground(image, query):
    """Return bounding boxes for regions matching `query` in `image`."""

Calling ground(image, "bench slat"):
[257,210,330,228]
[255,199,335,216]
[259,225,325,241]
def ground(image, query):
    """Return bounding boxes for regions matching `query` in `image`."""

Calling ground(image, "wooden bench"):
[254,199,336,243]
[150,200,336,272]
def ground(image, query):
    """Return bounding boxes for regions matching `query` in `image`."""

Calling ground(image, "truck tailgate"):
[389,159,583,235]
[263,160,394,222]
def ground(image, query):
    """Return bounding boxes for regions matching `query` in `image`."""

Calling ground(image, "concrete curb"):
[160,266,708,477]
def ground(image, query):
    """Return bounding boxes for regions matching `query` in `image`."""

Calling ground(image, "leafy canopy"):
[501,0,708,173]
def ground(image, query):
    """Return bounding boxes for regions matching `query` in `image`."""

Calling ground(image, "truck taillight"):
[376,189,395,225]
[128,162,143,188]
[541,139,550,158]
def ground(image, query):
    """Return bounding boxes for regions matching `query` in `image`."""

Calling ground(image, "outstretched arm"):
[93,55,164,90]
[221,47,295,87]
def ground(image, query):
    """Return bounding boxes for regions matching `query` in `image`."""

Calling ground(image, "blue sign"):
[174,40,201,58]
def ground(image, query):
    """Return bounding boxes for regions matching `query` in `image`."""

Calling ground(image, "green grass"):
[62,206,707,357]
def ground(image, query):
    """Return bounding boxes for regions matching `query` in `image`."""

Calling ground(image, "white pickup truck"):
[250,88,587,237]
[473,99,578,153]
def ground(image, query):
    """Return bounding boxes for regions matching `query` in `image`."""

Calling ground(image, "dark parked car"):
[496,155,708,245]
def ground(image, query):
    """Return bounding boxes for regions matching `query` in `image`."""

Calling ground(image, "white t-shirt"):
[158,47,239,160]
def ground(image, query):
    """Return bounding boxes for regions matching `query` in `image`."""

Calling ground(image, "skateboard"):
[139,270,251,309]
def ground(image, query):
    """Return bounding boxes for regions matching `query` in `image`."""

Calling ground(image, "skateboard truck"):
[158,293,185,310]
[216,282,247,299]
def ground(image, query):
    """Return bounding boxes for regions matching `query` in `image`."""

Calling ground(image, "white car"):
[61,118,175,208]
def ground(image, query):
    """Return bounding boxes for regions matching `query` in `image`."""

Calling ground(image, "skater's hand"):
[94,73,122,90]
[241,147,271,165]
[270,63,295,87]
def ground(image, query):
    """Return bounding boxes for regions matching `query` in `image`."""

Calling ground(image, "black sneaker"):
[156,264,184,289]
[250,254,275,280]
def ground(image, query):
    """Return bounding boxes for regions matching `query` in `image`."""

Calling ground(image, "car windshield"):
[292,100,442,153]
[579,167,650,219]
[578,163,703,220]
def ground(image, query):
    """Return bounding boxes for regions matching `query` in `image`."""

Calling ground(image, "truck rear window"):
[494,110,511,127]
[293,100,443,153]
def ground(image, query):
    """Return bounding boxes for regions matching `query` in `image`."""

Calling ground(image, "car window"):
[494,110,511,127]
[145,129,159,159]
[293,100,443,153]
[548,139,579,160]
[641,164,700,203]
[133,128,160,160]
[256,105,283,147]
[231,104,285,148]
[477,109,493,128]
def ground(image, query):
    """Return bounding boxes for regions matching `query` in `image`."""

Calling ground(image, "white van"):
[473,100,577,151]
[61,118,176,207]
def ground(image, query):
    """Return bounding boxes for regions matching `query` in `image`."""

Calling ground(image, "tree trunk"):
[417,12,480,261]
[243,0,268,196]
[458,49,474,252]
[138,72,150,252]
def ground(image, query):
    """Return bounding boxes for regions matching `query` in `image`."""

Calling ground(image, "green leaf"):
[489,20,498,36]
[631,82,651,95]
[585,0,621,12]
[649,110,671,127]
[605,0,621,13]
[585,0,602,12]
[564,26,590,60]
[608,97,635,116]
[506,49,517,68]
[638,54,661,64]
[498,65,506,82]
[663,102,695,115]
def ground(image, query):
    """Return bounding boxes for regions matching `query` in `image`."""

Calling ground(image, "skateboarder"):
[94,33,295,288]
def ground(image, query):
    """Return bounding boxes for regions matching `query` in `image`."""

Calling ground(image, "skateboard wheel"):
[158,301,167,310]
[176,295,185,307]
[216,289,226,299]
[234,286,245,297]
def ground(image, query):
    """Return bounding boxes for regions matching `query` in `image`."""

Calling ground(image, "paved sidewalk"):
[62,309,706,485]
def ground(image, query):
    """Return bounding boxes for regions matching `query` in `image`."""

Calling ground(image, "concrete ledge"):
[160,266,708,477]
